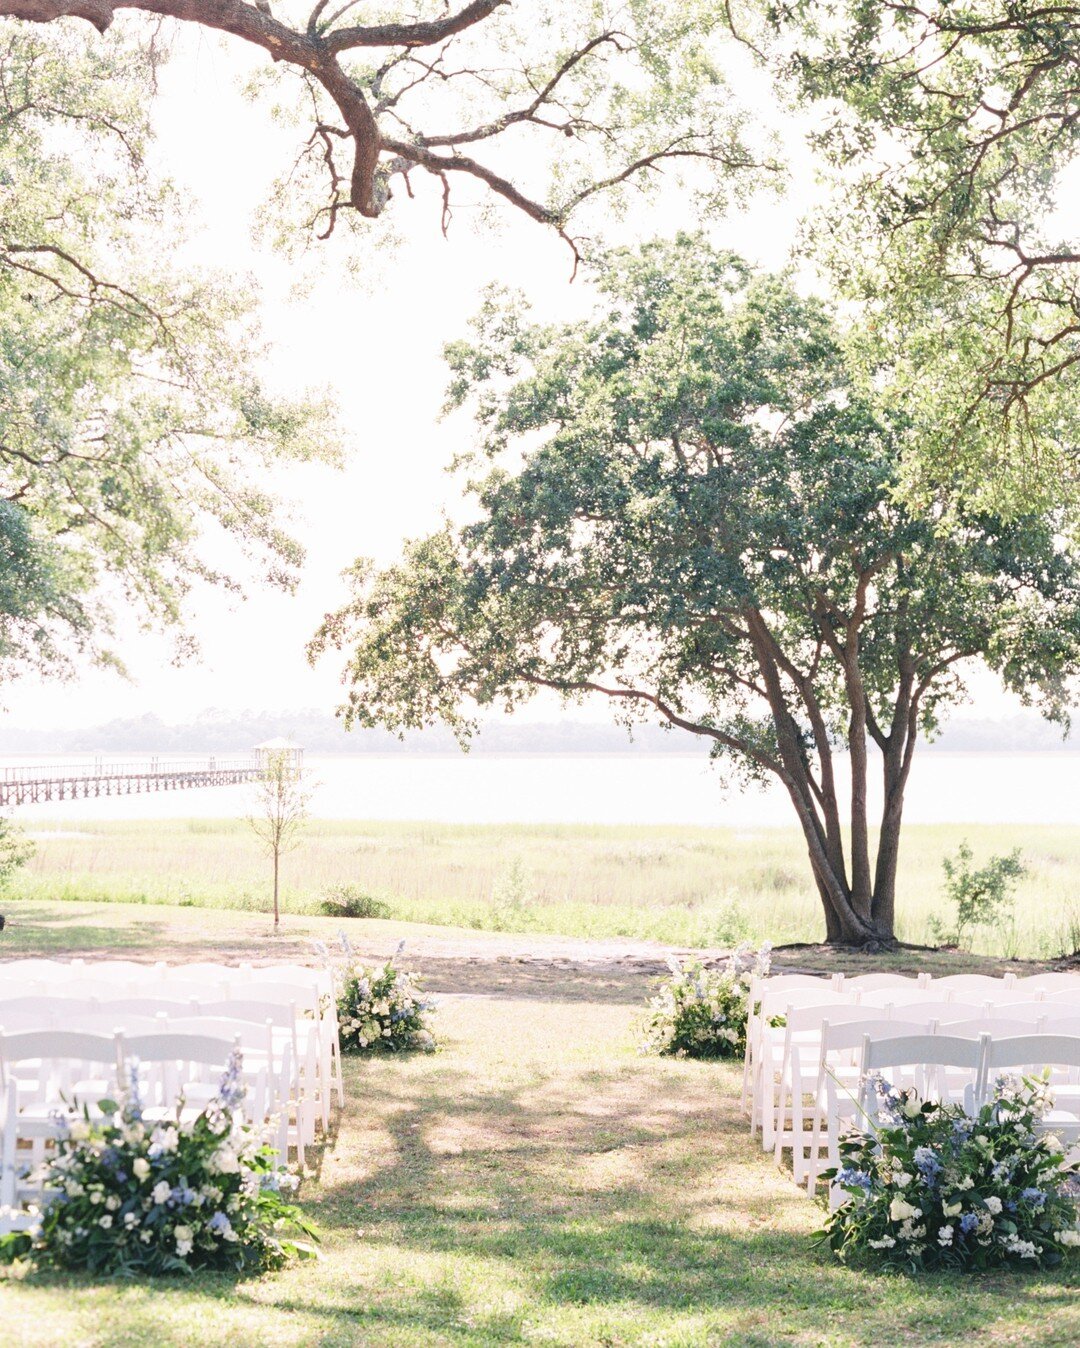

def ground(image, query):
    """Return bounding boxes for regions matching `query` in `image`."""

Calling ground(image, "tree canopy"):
[0,2,773,265]
[313,237,1080,945]
[757,1,1080,508]
[0,23,337,682]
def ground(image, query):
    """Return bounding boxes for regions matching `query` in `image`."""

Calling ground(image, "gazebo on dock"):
[253,737,305,773]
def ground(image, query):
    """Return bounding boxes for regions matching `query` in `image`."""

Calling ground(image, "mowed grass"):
[2,964,1079,1346]
[11,818,1080,957]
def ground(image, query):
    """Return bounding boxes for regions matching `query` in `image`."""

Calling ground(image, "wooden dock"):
[0,757,265,807]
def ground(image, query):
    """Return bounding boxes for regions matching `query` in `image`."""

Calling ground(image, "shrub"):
[332,934,437,1054]
[319,884,390,920]
[641,943,771,1060]
[0,1051,316,1275]
[929,841,1026,950]
[822,1075,1080,1271]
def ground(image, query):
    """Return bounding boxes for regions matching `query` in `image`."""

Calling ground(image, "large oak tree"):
[313,238,1080,946]
[0,2,771,263]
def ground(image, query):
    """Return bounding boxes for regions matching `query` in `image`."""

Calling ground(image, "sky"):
[0,19,1034,731]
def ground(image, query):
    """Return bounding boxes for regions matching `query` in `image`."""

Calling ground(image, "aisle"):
[3,977,1079,1346]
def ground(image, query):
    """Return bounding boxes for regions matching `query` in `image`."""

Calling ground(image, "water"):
[2,751,1077,826]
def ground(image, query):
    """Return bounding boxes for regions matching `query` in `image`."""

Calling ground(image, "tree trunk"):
[273,848,280,931]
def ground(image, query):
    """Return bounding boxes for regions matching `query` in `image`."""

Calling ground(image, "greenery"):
[1,938,1079,1345]
[330,934,437,1055]
[10,817,1080,957]
[931,842,1029,953]
[313,236,1080,947]
[318,884,390,921]
[0,814,33,891]
[641,946,769,1060]
[761,1,1080,510]
[0,1050,315,1276]
[823,1075,1080,1272]
[0,23,337,681]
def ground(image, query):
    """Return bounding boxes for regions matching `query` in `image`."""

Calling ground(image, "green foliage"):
[823,1075,1080,1271]
[930,842,1028,952]
[319,884,390,921]
[0,1052,316,1275]
[330,934,437,1055]
[641,947,769,1059]
[0,22,338,678]
[490,857,537,932]
[0,813,32,890]
[764,2,1080,509]
[314,236,1080,942]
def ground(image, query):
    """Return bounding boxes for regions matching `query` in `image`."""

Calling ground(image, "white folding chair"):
[0,1029,122,1115]
[741,974,842,1115]
[806,1017,928,1195]
[753,988,855,1147]
[118,1032,243,1122]
[1010,973,1080,996]
[772,1004,878,1184]
[978,1034,1080,1113]
[845,973,930,993]
[858,1032,986,1123]
[0,1079,66,1233]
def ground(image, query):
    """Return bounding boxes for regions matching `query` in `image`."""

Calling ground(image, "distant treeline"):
[0,709,1074,755]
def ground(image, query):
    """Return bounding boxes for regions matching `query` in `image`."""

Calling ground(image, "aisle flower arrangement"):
[332,934,437,1054]
[641,942,771,1060]
[0,1052,316,1275]
[823,1074,1080,1271]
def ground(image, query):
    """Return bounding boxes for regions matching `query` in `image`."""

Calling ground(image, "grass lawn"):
[11,817,1080,957]
[1,908,1078,1345]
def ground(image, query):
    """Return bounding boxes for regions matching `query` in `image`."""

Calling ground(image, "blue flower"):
[959,1212,979,1235]
[208,1210,231,1232]
[1021,1187,1046,1210]
[913,1146,942,1184]
[837,1167,873,1190]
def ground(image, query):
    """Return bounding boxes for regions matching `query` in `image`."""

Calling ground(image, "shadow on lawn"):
[300,1059,1080,1346]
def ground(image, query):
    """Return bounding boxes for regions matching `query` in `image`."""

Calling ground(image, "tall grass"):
[10,818,1080,956]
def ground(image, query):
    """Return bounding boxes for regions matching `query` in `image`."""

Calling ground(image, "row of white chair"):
[0,961,344,1125]
[742,975,1080,1139]
[815,1030,1080,1205]
[0,1027,294,1233]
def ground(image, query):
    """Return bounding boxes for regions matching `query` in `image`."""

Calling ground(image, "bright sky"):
[0,21,1033,730]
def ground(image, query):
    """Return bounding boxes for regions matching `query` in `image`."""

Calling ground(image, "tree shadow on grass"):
[301,1060,1080,1346]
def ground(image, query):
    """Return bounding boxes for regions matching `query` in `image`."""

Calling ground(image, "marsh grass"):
[10,818,1080,957]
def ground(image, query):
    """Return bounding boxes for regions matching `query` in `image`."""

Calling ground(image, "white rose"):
[133,1158,151,1181]
[89,1191,104,1205]
[889,1197,918,1223]
[902,1099,922,1119]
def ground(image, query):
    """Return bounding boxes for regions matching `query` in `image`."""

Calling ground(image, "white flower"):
[1055,1228,1080,1247]
[139,1229,153,1243]
[132,1157,151,1181]
[889,1197,919,1223]
[210,1147,240,1175]
[124,1212,140,1229]
[894,1173,913,1188]
[985,1196,1003,1215]
[942,1200,962,1217]
[901,1098,922,1119]
[98,1215,113,1229]
[89,1190,104,1205]
[152,1180,171,1206]
[938,1225,954,1245]
[154,1126,179,1154]
[68,1119,91,1143]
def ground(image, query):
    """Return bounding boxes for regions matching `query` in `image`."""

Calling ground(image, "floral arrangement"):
[0,1051,316,1275]
[331,934,437,1055]
[823,1074,1080,1271]
[641,942,772,1060]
